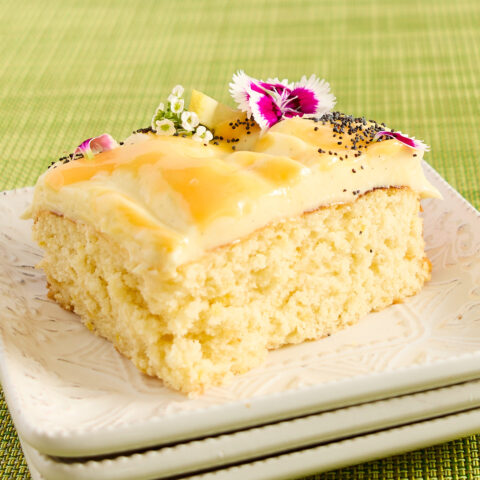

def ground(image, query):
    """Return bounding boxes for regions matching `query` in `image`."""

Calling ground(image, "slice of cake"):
[27,74,440,394]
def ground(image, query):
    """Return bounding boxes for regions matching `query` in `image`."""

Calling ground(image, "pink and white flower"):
[229,70,335,131]
[374,131,430,151]
[75,134,119,159]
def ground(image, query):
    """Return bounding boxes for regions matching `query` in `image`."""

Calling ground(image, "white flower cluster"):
[151,85,213,144]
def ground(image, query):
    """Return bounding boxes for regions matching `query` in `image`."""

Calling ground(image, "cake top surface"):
[28,73,440,269]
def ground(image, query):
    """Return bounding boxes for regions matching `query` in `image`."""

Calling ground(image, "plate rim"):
[18,380,480,480]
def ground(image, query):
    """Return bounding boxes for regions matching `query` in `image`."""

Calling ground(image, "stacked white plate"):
[1,163,480,480]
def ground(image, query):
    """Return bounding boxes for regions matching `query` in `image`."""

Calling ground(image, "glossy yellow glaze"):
[32,117,440,267]
[44,135,311,228]
[92,190,182,252]
[46,137,222,189]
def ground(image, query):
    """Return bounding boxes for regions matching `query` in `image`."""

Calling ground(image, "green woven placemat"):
[1,0,480,478]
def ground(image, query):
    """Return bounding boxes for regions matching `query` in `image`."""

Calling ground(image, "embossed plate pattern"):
[1,162,480,457]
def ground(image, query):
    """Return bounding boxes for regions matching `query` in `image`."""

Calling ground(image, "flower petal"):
[286,86,319,115]
[181,111,199,131]
[204,130,213,142]
[374,131,430,151]
[255,81,291,98]
[155,119,176,136]
[171,85,184,98]
[170,97,184,114]
[193,124,213,144]
[229,70,255,115]
[75,134,119,158]
[265,77,294,89]
[195,125,206,136]
[75,138,93,157]
[250,90,283,131]
[89,134,119,154]
[292,75,335,117]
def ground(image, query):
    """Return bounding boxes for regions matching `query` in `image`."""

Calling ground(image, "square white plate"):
[18,378,480,480]
[1,162,480,457]
[185,408,480,480]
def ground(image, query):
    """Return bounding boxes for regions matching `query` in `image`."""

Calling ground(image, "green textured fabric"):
[1,0,480,478]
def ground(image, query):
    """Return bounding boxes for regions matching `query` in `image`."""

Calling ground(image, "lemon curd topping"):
[30,116,440,269]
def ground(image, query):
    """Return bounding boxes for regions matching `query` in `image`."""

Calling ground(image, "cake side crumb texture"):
[33,188,430,394]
